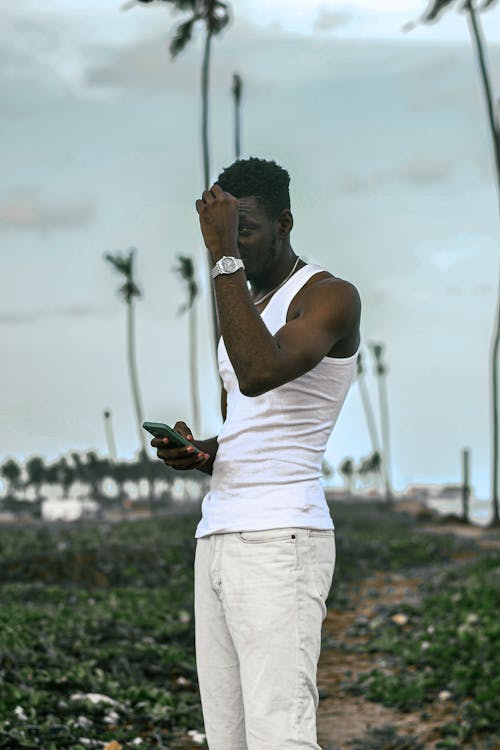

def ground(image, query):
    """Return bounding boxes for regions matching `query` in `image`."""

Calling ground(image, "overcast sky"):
[2,0,500,499]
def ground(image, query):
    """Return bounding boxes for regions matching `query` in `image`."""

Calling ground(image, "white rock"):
[104,710,120,724]
[177,676,190,686]
[438,690,452,701]
[187,729,206,744]
[70,693,123,708]
[14,706,27,721]
[76,715,93,728]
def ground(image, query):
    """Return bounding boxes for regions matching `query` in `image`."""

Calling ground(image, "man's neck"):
[250,248,302,300]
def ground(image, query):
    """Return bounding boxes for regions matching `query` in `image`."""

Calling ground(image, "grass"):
[348,554,500,745]
[0,501,496,748]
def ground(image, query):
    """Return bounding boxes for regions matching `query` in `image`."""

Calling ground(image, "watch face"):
[221,257,236,272]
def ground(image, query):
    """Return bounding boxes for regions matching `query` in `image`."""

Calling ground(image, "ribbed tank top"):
[194,263,359,539]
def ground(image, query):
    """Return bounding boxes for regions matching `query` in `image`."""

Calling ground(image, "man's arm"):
[196,185,361,397]
[215,273,360,396]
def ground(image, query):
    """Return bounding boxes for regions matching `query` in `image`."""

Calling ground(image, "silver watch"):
[211,256,245,279]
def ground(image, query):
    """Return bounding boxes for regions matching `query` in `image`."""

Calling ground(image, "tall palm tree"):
[369,342,393,502]
[103,408,118,462]
[132,0,231,357]
[232,73,242,159]
[356,351,384,492]
[104,248,147,457]
[173,254,201,433]
[405,0,500,525]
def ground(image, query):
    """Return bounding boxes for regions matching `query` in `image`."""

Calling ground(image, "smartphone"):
[142,422,201,453]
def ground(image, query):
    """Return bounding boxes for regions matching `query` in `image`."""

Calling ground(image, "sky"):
[2,0,500,499]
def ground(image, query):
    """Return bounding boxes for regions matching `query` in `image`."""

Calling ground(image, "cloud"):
[0,305,115,326]
[84,35,177,93]
[338,154,455,193]
[0,188,97,231]
[313,8,352,33]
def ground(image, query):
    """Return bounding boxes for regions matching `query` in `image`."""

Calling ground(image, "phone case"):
[142,422,200,453]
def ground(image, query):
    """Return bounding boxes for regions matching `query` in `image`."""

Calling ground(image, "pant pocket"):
[309,531,336,601]
[237,527,297,544]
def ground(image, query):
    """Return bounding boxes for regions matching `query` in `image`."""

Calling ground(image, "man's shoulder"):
[300,271,360,309]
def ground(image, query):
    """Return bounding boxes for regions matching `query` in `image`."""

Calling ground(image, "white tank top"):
[194,263,359,538]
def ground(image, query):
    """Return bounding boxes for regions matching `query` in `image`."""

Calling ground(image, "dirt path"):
[316,515,500,750]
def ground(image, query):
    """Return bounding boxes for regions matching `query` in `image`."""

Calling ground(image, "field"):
[0,500,499,750]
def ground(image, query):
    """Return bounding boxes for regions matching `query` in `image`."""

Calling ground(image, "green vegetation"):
[349,554,500,745]
[0,501,496,748]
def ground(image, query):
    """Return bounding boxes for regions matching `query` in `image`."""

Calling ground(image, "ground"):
[316,503,500,750]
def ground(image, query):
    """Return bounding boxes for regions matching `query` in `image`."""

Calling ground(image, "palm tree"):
[339,457,355,496]
[405,0,500,524]
[356,351,383,492]
[232,73,242,159]
[132,0,232,357]
[173,254,201,433]
[70,451,86,519]
[369,342,393,502]
[103,408,117,462]
[104,248,147,457]
[0,458,22,501]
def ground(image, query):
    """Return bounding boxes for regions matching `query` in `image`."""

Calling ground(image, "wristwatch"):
[211,256,245,279]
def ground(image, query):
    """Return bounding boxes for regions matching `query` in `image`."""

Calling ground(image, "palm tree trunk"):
[190,301,201,434]
[357,374,383,492]
[126,298,146,454]
[465,0,500,525]
[103,410,117,462]
[201,26,221,366]
[377,373,393,502]
[233,74,242,159]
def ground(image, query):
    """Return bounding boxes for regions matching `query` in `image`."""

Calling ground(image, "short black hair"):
[216,157,290,219]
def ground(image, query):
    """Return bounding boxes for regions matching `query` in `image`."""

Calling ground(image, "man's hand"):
[195,183,239,261]
[152,421,210,471]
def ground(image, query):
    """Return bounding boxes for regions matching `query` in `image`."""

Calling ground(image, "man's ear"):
[277,209,293,237]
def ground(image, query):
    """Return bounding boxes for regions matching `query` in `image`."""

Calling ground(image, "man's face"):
[236,196,279,283]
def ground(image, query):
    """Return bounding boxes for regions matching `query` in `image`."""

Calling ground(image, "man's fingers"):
[210,183,224,197]
[202,189,215,204]
[157,452,208,469]
[174,421,193,440]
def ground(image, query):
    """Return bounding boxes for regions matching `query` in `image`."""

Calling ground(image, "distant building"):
[404,482,475,502]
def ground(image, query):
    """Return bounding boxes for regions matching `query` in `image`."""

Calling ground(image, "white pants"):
[194,527,336,750]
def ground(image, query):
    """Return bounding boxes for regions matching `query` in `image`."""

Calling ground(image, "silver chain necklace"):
[253,256,302,306]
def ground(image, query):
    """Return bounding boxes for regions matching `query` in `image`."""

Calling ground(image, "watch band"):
[211,256,245,279]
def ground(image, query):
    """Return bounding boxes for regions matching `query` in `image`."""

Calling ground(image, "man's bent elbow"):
[238,377,270,398]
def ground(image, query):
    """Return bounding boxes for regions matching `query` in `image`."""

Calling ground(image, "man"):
[152,157,361,750]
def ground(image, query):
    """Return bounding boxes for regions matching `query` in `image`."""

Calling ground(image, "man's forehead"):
[237,195,262,215]
[237,195,259,209]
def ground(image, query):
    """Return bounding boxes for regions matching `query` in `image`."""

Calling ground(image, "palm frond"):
[105,254,129,277]
[170,15,198,57]
[120,279,141,302]
[105,249,141,302]
[423,0,460,22]
[479,0,499,8]
[173,254,198,314]
[403,0,460,31]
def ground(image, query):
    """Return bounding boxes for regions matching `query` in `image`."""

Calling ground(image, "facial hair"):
[245,232,279,287]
